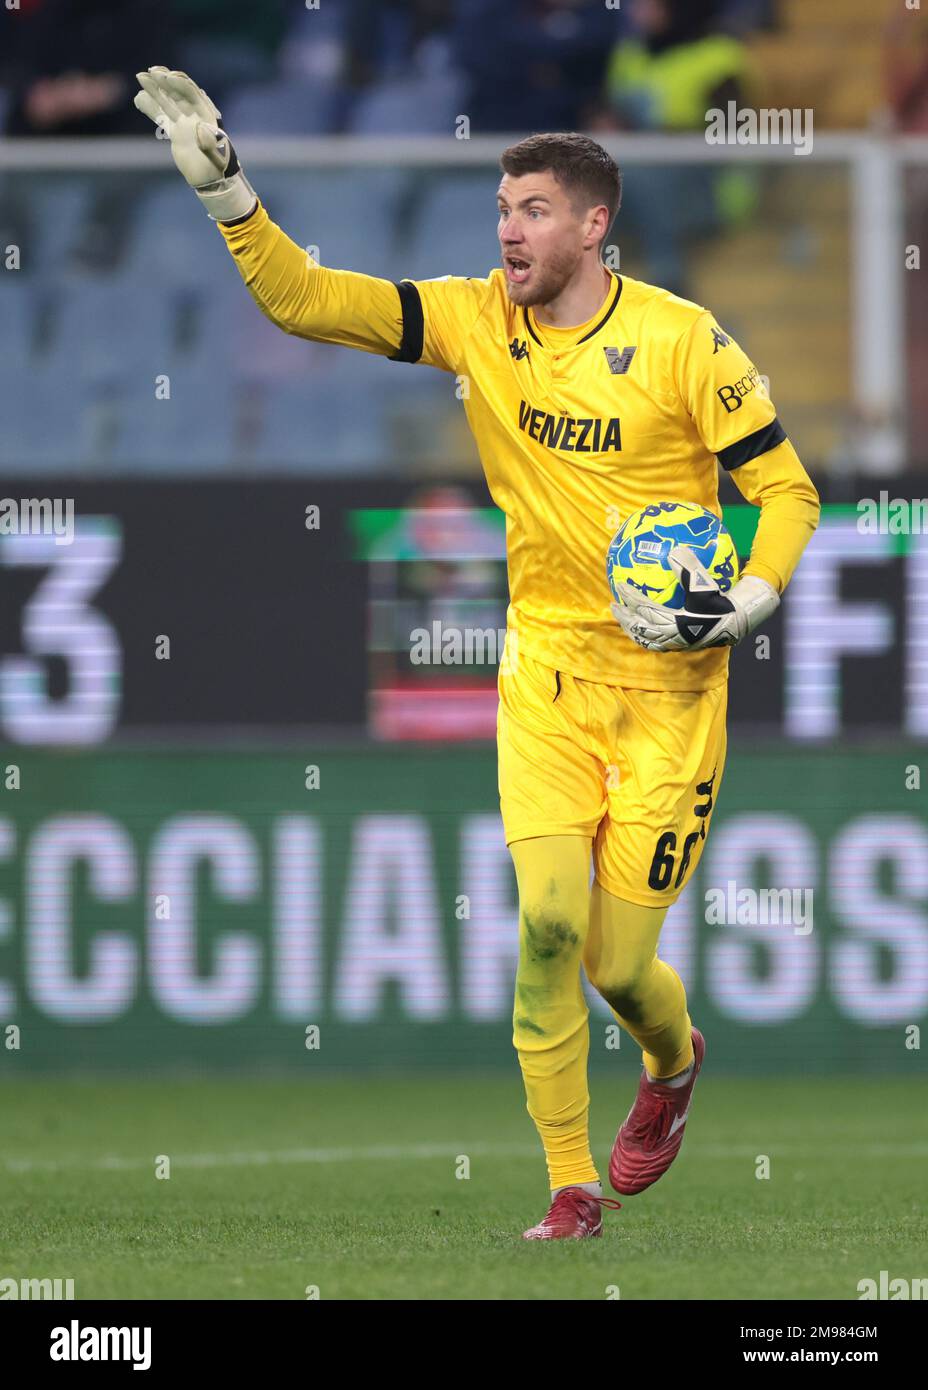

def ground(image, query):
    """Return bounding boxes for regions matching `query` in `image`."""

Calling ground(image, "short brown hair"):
[499,133,622,238]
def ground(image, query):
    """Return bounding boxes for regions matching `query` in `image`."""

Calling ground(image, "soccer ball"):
[607,501,739,610]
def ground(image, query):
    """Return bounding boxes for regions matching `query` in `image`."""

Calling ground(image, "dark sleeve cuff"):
[717,418,787,471]
[389,280,424,363]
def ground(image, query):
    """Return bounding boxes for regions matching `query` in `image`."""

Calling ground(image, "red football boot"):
[522,1186,622,1240]
[609,1028,706,1196]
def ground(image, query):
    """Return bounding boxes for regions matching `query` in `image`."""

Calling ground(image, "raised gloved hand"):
[611,545,780,651]
[134,67,257,222]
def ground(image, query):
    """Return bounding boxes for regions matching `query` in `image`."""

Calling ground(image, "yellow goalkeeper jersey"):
[219,203,820,688]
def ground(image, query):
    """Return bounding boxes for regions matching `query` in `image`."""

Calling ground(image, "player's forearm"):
[134,68,405,357]
[217,201,403,356]
[730,440,821,594]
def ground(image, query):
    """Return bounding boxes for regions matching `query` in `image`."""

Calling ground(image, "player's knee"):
[585,959,652,1022]
[519,906,584,967]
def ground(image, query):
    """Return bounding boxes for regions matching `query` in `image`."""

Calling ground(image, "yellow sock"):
[510,834,600,1192]
[584,880,694,1079]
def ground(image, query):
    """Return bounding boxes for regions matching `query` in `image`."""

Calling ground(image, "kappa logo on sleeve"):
[710,325,731,353]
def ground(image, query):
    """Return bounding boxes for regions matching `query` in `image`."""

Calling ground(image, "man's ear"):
[585,204,610,249]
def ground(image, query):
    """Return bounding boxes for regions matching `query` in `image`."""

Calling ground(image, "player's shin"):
[584,886,693,1078]
[510,836,599,1192]
[515,1008,599,1192]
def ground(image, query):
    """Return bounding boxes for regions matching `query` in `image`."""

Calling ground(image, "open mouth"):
[505,256,532,284]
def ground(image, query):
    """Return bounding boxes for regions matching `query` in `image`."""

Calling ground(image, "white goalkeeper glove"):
[611,545,780,652]
[134,66,257,222]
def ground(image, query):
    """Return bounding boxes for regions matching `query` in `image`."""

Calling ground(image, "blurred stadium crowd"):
[0,0,920,474]
[1,1,783,142]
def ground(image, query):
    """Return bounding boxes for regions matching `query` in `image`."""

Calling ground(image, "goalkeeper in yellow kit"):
[136,68,820,1240]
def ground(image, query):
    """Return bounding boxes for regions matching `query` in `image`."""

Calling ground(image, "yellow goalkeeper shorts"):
[497,644,727,907]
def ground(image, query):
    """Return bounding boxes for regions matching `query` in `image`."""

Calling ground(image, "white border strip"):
[5,1141,928,1173]
[0,131,911,170]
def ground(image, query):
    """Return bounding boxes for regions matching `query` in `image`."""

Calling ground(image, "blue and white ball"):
[607,501,739,610]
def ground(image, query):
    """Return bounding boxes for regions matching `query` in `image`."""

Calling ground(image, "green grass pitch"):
[1,1073,924,1300]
